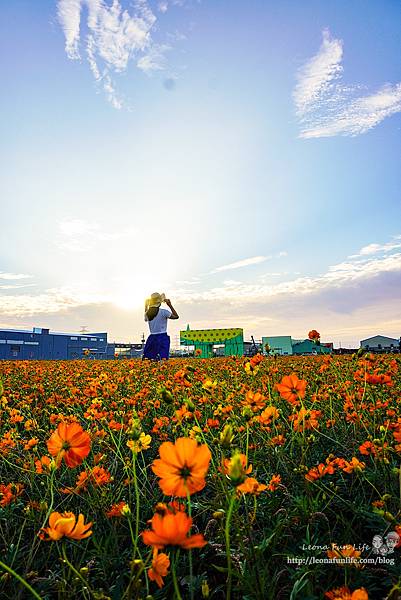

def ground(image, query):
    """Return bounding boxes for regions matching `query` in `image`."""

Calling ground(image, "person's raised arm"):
[164,298,179,319]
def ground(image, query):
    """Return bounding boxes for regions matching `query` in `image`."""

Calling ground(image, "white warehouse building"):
[360,335,400,351]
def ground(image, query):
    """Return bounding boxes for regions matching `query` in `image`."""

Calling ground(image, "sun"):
[111,275,170,311]
[110,242,174,311]
[113,291,145,311]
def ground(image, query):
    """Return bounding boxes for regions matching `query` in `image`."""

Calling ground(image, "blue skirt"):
[143,333,170,360]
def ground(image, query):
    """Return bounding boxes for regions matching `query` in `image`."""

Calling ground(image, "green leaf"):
[212,564,228,574]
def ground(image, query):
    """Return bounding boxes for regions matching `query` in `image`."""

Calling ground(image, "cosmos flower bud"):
[212,509,225,520]
[121,504,131,516]
[202,580,210,598]
[184,397,195,411]
[228,452,247,486]
[128,418,142,440]
[242,407,253,421]
[161,388,173,404]
[219,424,234,448]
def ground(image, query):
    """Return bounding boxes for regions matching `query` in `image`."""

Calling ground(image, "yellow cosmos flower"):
[127,432,152,454]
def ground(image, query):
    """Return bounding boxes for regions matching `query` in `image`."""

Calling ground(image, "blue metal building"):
[0,327,111,360]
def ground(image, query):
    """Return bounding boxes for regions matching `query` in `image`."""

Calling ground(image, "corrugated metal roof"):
[0,328,105,338]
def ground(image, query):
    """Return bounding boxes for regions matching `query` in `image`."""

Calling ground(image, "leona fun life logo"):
[372,531,400,555]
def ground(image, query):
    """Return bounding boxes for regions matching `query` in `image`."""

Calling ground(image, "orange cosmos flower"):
[24,438,39,451]
[106,501,130,518]
[47,422,91,468]
[236,477,268,496]
[327,544,361,563]
[308,330,320,342]
[151,437,211,497]
[0,483,24,507]
[275,374,307,405]
[267,474,281,491]
[142,510,207,550]
[38,511,92,541]
[242,390,266,412]
[325,586,368,600]
[305,463,327,482]
[259,406,280,425]
[148,549,170,588]
[395,525,401,547]
[35,455,53,474]
[341,457,366,474]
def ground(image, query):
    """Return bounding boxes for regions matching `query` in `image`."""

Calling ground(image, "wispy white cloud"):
[0,272,33,280]
[212,255,269,273]
[0,284,36,290]
[349,236,401,258]
[57,219,136,252]
[211,251,287,274]
[0,288,84,317]
[294,29,401,138]
[57,0,183,108]
[294,29,343,118]
[57,0,82,59]
[137,43,170,73]
[158,1,168,13]
[178,241,401,303]
[59,219,99,236]
[175,277,200,286]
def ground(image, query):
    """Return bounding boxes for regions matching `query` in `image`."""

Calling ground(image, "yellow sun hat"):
[147,292,166,308]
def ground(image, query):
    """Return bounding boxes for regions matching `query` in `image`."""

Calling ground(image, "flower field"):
[1,353,401,600]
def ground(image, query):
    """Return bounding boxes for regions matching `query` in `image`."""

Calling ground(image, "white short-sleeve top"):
[145,307,172,334]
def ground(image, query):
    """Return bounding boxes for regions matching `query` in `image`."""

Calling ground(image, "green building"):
[262,336,293,355]
[180,327,244,358]
[292,339,331,355]
[262,336,333,356]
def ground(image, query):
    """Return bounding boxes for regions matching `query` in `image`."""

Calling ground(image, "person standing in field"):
[143,292,179,360]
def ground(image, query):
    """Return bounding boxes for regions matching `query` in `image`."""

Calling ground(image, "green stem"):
[132,451,141,559]
[186,487,194,600]
[171,551,183,600]
[225,493,237,600]
[245,423,250,463]
[61,543,95,599]
[0,559,42,600]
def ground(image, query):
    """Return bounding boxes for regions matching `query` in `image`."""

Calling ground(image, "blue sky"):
[1,0,400,347]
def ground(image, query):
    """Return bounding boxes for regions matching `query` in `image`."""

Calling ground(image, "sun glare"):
[111,270,172,311]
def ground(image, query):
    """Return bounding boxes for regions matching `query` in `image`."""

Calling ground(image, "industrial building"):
[0,327,111,360]
[262,335,332,356]
[360,335,400,352]
[0,327,145,360]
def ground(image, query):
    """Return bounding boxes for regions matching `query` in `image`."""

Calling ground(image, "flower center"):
[179,465,191,480]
